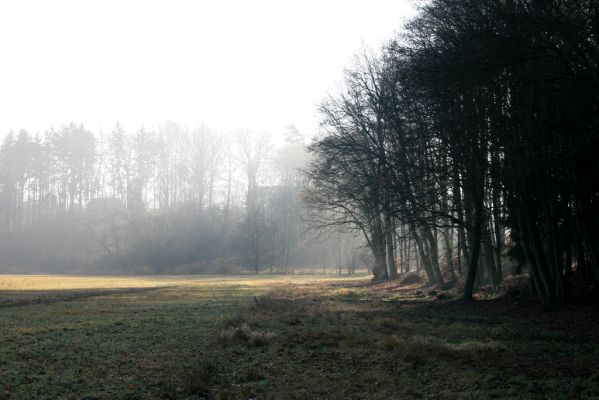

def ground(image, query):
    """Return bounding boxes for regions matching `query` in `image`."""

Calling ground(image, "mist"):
[2,0,599,399]
[0,0,414,276]
[0,122,369,274]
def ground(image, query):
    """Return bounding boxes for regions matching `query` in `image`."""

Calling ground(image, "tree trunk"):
[385,210,397,279]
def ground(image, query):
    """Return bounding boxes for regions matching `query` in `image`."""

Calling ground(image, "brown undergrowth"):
[184,278,599,399]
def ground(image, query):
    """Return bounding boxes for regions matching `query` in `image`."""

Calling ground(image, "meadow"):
[1,275,598,399]
[0,275,335,399]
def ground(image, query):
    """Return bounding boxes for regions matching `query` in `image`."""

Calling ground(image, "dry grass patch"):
[372,316,402,332]
[183,355,221,397]
[190,279,599,399]
[218,323,275,347]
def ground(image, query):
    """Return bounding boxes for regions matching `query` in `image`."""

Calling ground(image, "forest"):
[2,1,594,310]
[305,0,599,310]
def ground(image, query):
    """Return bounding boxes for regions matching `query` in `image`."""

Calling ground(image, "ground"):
[1,275,598,399]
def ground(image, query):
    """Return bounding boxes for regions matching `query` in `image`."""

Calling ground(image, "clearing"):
[1,275,598,399]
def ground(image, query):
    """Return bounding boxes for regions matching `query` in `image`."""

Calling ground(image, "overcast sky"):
[0,0,414,140]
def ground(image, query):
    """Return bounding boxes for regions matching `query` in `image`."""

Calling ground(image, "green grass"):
[187,284,599,399]
[1,275,598,399]
[0,275,343,399]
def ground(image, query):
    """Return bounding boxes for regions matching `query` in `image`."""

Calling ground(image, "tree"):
[235,131,272,273]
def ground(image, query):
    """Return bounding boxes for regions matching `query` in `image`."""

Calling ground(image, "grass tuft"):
[372,317,401,332]
[218,323,274,347]
[183,355,220,397]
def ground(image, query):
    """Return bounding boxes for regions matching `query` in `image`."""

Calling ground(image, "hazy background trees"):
[2,0,597,311]
[0,122,364,275]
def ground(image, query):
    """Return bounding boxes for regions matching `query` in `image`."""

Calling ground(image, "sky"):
[0,0,415,141]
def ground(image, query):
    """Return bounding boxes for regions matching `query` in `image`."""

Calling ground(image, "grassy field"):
[1,275,598,399]
[0,275,347,399]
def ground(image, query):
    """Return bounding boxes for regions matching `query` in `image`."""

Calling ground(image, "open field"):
[0,275,347,399]
[1,275,599,399]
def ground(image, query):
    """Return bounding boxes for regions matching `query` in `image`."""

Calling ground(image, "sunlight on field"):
[0,275,171,291]
[1,274,596,399]
[0,274,361,292]
[0,274,365,399]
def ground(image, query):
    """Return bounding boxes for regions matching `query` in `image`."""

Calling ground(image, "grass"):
[1,275,598,399]
[186,283,599,399]
[0,275,348,399]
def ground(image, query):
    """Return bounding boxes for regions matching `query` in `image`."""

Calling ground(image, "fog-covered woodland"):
[0,122,367,274]
[2,1,599,398]
[1,0,598,311]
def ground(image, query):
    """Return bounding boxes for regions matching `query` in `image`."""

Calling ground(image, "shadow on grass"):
[0,286,165,308]
[184,284,599,399]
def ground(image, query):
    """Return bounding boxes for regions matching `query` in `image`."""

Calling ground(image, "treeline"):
[305,0,599,309]
[0,122,363,274]
[0,121,268,222]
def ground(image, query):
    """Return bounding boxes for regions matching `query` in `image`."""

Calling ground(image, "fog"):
[0,1,414,274]
[0,0,414,137]
[3,1,599,398]
[0,122,369,274]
